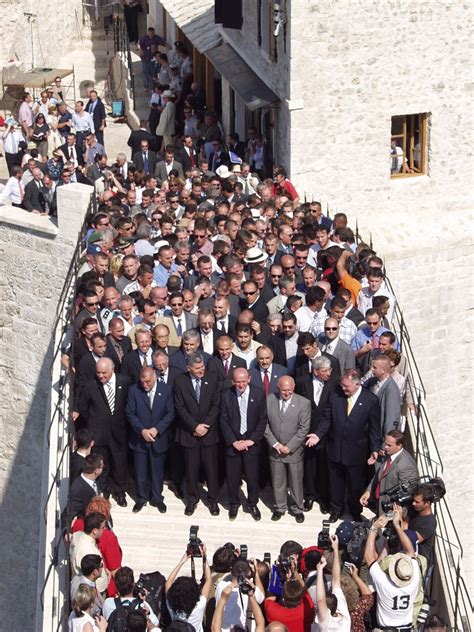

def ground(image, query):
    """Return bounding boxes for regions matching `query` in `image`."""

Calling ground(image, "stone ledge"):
[0,206,58,237]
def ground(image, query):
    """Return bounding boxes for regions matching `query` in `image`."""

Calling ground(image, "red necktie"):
[189,149,195,167]
[375,456,392,499]
[371,333,379,349]
[263,370,270,396]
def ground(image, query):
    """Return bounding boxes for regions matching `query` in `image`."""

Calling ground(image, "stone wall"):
[0,184,93,630]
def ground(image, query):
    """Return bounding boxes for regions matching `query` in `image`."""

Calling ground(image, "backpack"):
[107,597,142,632]
[134,571,167,624]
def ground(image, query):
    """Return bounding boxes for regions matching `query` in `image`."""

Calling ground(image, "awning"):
[3,68,73,88]
[159,0,220,53]
[206,43,279,111]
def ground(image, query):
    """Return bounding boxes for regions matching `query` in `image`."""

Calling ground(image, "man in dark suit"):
[126,367,174,513]
[295,355,338,513]
[267,311,300,375]
[197,308,226,356]
[318,317,356,374]
[208,335,246,391]
[75,333,111,400]
[132,139,157,175]
[176,135,198,173]
[78,358,131,506]
[58,133,85,168]
[249,345,286,395]
[155,146,184,182]
[23,167,46,212]
[294,332,341,381]
[239,281,269,325]
[208,137,230,173]
[152,350,180,387]
[169,330,211,373]
[70,428,94,482]
[127,120,154,157]
[106,317,132,372]
[64,453,104,530]
[85,90,106,146]
[173,352,221,516]
[365,355,401,436]
[212,296,237,339]
[361,429,418,515]
[314,369,382,522]
[219,367,268,521]
[121,329,154,384]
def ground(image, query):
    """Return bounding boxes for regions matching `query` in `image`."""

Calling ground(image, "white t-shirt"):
[214,581,264,631]
[369,558,419,627]
[68,611,100,632]
[312,586,351,632]
[167,594,207,632]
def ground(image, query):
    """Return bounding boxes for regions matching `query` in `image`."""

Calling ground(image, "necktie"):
[105,383,115,413]
[280,399,288,415]
[263,369,270,396]
[92,481,98,494]
[194,378,201,402]
[239,392,247,434]
[371,333,379,349]
[224,360,229,376]
[347,396,354,415]
[143,153,149,173]
[148,388,154,407]
[375,456,393,499]
[114,342,124,362]
[189,149,195,167]
[176,318,183,336]
[219,320,226,332]
[244,178,250,195]
[158,372,165,382]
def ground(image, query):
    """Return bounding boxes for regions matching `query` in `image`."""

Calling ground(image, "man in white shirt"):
[295,286,327,332]
[357,268,396,323]
[0,165,24,207]
[215,558,265,631]
[198,308,217,355]
[2,121,23,175]
[69,512,108,593]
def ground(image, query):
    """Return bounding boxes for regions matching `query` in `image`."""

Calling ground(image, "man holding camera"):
[360,430,418,515]
[409,483,438,563]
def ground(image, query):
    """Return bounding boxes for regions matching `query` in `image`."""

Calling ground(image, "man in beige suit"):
[265,375,311,523]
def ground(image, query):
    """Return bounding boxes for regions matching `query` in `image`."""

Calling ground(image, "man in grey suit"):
[249,345,286,395]
[154,146,184,182]
[266,275,304,316]
[360,429,418,515]
[318,317,355,374]
[166,292,198,340]
[366,355,401,435]
[265,376,311,523]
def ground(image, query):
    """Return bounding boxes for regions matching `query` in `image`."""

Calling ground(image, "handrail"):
[356,230,472,630]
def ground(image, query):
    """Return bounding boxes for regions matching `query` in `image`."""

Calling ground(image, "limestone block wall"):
[0,184,93,630]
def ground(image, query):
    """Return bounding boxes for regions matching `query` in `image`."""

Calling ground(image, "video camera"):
[186,525,202,558]
[381,476,446,514]
[237,573,252,595]
[317,520,332,550]
[345,522,371,566]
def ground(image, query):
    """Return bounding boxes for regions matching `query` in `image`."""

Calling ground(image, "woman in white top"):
[313,537,351,632]
[68,584,107,632]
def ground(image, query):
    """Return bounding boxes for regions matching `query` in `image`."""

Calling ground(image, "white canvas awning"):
[159,0,220,53]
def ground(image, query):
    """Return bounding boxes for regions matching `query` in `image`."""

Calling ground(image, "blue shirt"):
[351,326,399,351]
[153,262,180,286]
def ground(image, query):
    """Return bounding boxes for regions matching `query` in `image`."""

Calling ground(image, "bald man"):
[78,358,131,505]
[265,376,311,522]
[219,368,268,521]
[365,354,401,435]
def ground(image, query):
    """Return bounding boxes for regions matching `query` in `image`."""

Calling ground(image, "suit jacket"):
[368,449,418,513]
[106,335,132,372]
[132,149,157,174]
[59,142,84,166]
[319,337,355,374]
[294,350,341,381]
[219,385,268,456]
[155,159,184,182]
[85,98,106,131]
[208,150,230,172]
[295,373,338,437]
[199,327,227,354]
[167,312,198,339]
[266,293,287,316]
[318,386,381,466]
[126,382,174,454]
[70,451,86,482]
[75,352,113,400]
[169,348,211,373]
[365,376,401,436]
[23,179,46,212]
[159,365,180,387]
[267,333,299,375]
[265,393,311,463]
[176,146,198,173]
[127,129,154,155]
[120,349,153,384]
[249,362,287,394]
[64,475,98,530]
[78,374,131,446]
[208,353,246,390]
[173,371,221,447]
[239,295,269,324]
[213,314,237,339]
[184,272,222,292]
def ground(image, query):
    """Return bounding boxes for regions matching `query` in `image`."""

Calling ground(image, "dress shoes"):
[209,502,220,516]
[319,502,330,514]
[328,512,340,523]
[295,513,305,523]
[303,499,314,512]
[184,502,197,516]
[228,506,239,520]
[132,501,146,513]
[271,511,284,521]
[249,505,261,521]
[150,501,167,513]
[113,492,128,507]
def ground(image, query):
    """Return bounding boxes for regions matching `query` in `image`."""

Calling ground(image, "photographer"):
[265,555,315,631]
[408,484,437,564]
[212,584,265,632]
[365,509,420,630]
[214,558,265,630]
[102,566,160,627]
[165,545,212,632]
[313,535,350,631]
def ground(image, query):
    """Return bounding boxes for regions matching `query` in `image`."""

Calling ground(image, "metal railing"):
[356,230,472,631]
[36,198,95,632]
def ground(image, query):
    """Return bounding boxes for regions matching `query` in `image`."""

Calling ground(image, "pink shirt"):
[19,101,33,128]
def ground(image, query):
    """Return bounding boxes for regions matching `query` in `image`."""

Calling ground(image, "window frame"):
[390,113,428,179]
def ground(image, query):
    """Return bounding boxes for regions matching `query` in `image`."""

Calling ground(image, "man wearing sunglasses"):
[318,318,356,374]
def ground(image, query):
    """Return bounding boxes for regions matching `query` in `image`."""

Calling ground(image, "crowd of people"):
[0,26,444,632]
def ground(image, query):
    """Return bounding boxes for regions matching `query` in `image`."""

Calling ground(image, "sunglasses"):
[85,302,99,307]
[325,327,338,331]
[243,291,256,296]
